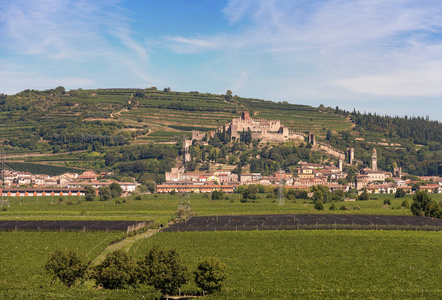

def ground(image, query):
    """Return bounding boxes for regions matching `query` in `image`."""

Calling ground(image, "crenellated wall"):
[315,141,346,160]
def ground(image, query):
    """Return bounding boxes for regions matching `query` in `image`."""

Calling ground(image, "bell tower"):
[372,148,377,172]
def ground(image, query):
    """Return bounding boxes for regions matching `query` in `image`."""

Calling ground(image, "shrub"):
[383,199,391,205]
[314,202,324,210]
[339,204,347,210]
[401,199,410,208]
[353,205,361,210]
[329,203,337,210]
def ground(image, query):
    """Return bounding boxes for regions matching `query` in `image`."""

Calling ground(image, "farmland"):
[0,229,439,299]
[1,193,434,222]
[0,192,441,298]
[0,231,134,299]
[131,230,442,299]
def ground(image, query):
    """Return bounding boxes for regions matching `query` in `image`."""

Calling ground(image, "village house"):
[240,173,262,184]
[419,184,442,194]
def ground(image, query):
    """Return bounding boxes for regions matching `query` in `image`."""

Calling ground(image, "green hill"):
[0,87,440,176]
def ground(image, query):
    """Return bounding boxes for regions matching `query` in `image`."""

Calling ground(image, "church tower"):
[372,148,378,171]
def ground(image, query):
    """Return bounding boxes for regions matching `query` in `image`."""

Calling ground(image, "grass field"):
[0,230,439,299]
[131,230,442,299]
[0,231,138,299]
[0,193,436,222]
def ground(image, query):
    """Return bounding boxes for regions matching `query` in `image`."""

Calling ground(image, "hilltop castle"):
[192,111,306,143]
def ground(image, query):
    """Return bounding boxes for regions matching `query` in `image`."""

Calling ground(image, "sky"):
[1,0,442,121]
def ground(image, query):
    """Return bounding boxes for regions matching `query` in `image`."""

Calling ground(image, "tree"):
[358,190,369,200]
[91,250,138,289]
[242,185,258,201]
[44,250,88,288]
[145,181,156,193]
[109,182,123,198]
[211,190,224,200]
[411,191,441,218]
[225,90,233,101]
[395,189,406,198]
[99,186,112,201]
[84,185,96,201]
[194,257,227,294]
[138,246,188,296]
[326,129,333,140]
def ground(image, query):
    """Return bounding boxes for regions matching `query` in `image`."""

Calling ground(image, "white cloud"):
[159,0,442,120]
[0,0,151,91]
[333,63,442,97]
[0,70,94,94]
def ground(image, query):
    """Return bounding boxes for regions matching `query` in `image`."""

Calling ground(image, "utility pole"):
[277,168,284,206]
[0,149,9,208]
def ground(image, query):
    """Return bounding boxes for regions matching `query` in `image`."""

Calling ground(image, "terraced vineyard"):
[0,88,353,153]
[5,161,82,176]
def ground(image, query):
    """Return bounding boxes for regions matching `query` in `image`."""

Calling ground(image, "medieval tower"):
[372,148,378,171]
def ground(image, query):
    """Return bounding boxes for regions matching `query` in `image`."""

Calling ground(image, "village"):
[0,170,137,197]
[2,112,441,198]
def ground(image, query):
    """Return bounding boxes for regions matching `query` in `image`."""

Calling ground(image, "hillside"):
[0,87,440,177]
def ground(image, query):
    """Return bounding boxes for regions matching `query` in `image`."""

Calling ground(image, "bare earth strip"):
[162,214,442,232]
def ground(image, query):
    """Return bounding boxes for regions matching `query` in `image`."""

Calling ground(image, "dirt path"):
[90,229,159,266]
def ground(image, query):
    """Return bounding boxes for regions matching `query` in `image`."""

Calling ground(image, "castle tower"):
[372,148,378,172]
[309,132,316,145]
[242,111,250,121]
[393,166,402,177]
[183,139,192,162]
[347,148,354,165]
[338,159,343,172]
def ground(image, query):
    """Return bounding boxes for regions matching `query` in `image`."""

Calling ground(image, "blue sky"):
[1,0,442,121]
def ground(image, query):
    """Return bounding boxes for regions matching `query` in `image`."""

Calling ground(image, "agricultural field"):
[0,231,137,299]
[132,230,442,299]
[4,161,83,176]
[0,193,436,222]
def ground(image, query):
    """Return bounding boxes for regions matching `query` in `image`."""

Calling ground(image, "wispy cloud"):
[0,69,94,94]
[157,0,442,119]
[0,0,151,91]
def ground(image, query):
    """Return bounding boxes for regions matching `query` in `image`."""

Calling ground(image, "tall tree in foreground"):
[194,257,227,295]
[91,250,138,289]
[44,250,88,288]
[410,191,441,218]
[138,246,188,296]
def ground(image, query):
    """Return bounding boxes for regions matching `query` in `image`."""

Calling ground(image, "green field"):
[0,192,440,299]
[0,230,440,299]
[132,230,442,299]
[0,193,433,222]
[0,231,137,299]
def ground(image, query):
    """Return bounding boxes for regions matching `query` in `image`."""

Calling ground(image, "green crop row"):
[132,230,442,299]
[0,231,126,298]
[0,193,435,221]
[5,162,83,176]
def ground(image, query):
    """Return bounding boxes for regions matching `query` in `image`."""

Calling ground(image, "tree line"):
[45,247,227,297]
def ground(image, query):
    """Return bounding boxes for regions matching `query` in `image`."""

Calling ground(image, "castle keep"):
[192,111,306,143]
